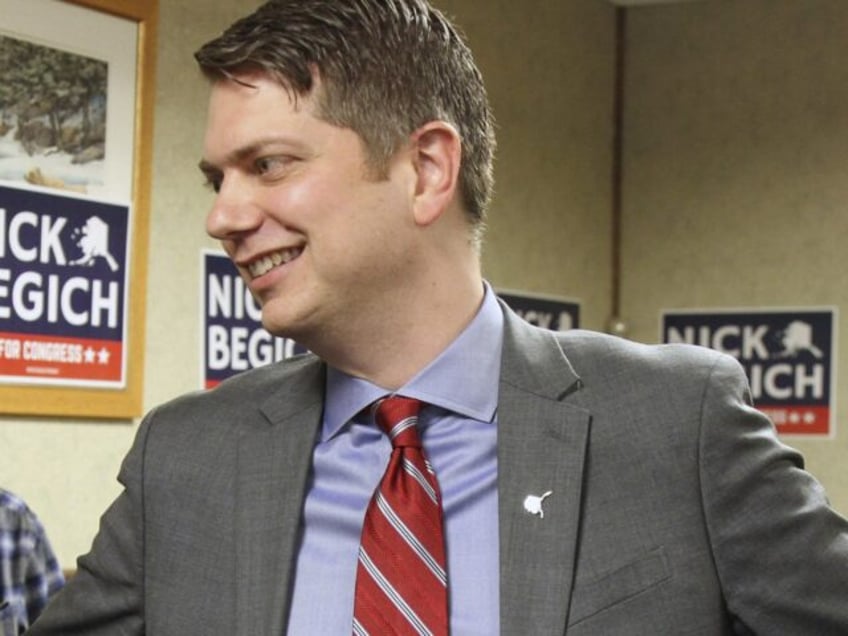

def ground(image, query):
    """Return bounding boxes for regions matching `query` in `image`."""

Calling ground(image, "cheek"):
[268,180,368,241]
[257,182,312,225]
[267,167,412,262]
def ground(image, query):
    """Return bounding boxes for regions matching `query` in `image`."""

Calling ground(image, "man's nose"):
[206,174,262,240]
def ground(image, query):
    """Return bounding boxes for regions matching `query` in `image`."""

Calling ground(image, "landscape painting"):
[0,33,108,196]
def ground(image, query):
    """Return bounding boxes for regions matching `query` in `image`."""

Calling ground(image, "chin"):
[261,309,309,342]
[261,317,296,339]
[260,294,326,346]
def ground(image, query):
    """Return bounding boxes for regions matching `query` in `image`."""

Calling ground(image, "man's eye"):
[202,174,222,193]
[255,156,289,177]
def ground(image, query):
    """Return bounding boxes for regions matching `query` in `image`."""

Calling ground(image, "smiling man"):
[30,1,848,635]
[197,68,479,389]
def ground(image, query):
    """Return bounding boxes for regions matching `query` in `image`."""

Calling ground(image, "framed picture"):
[0,0,157,418]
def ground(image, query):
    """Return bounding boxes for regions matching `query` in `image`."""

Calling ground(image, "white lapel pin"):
[523,491,552,518]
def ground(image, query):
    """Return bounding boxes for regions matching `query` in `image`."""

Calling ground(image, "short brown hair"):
[195,0,496,235]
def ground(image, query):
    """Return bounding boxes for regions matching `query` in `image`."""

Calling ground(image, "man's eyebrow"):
[198,159,219,175]
[198,143,259,175]
[197,138,300,175]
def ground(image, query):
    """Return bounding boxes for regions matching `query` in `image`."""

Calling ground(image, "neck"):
[312,268,485,390]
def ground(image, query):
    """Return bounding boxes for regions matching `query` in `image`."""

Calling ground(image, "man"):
[30,0,848,634]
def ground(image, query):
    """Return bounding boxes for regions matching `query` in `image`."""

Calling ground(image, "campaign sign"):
[662,309,836,436]
[202,250,305,389]
[0,183,130,387]
[498,290,580,331]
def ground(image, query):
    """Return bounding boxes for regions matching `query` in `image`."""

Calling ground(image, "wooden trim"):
[0,0,157,418]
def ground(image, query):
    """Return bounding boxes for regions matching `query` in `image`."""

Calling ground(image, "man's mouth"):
[247,247,303,279]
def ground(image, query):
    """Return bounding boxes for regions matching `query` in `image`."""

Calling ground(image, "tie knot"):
[374,396,423,448]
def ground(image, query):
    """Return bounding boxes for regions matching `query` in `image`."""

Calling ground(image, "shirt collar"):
[322,282,504,441]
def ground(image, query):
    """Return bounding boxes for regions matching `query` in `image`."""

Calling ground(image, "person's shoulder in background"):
[0,488,65,634]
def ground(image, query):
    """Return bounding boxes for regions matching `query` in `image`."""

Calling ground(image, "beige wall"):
[2,0,845,569]
[438,0,615,328]
[621,0,848,512]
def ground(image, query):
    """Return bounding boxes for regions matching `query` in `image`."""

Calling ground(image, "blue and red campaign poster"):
[0,182,130,387]
[662,308,836,437]
[497,289,580,331]
[201,250,305,389]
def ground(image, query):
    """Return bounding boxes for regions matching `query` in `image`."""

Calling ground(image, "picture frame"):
[0,0,157,418]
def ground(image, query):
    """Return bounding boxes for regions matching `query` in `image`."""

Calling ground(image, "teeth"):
[248,247,301,278]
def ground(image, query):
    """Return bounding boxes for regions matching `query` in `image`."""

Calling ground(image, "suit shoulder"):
[148,353,323,424]
[555,329,741,382]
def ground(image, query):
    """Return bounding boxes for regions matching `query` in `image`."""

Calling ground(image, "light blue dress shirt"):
[287,285,503,635]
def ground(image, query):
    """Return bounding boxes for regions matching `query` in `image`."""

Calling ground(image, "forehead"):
[203,71,318,151]
[207,70,309,119]
[199,69,376,178]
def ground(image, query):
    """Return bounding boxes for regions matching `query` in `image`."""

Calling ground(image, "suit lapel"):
[234,357,325,635]
[498,307,590,634]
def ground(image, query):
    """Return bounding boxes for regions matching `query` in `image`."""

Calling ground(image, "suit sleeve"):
[699,353,848,634]
[27,412,156,635]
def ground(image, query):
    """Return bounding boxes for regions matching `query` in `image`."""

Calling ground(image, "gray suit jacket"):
[30,307,848,634]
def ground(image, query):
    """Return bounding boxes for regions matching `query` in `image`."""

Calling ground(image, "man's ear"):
[409,121,462,227]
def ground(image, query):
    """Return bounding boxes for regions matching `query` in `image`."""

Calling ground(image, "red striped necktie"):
[353,396,449,636]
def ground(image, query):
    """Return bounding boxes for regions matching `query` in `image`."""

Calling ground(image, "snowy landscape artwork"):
[0,33,108,197]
